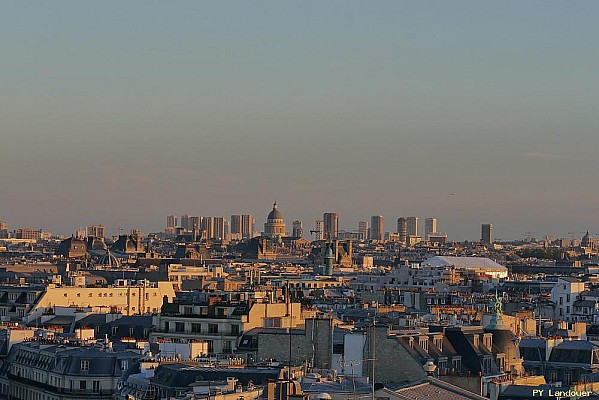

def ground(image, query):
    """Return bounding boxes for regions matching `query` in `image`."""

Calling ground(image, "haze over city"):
[2,1,599,240]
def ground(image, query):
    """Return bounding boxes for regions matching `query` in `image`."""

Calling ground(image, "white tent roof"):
[422,256,506,271]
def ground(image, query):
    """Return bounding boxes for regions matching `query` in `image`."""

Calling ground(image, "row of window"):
[164,321,240,335]
[66,292,157,299]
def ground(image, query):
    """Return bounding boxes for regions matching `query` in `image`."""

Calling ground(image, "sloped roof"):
[386,376,487,400]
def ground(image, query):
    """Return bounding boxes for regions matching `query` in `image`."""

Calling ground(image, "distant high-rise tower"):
[292,221,303,238]
[0,221,7,239]
[424,218,437,241]
[241,215,254,239]
[407,217,419,237]
[166,215,177,229]
[371,215,384,241]
[230,215,242,237]
[180,215,200,233]
[314,220,324,240]
[323,212,339,240]
[482,223,493,244]
[86,224,105,238]
[231,214,254,239]
[189,216,201,237]
[201,217,214,239]
[213,217,227,240]
[165,215,177,235]
[180,215,190,231]
[358,221,369,240]
[397,217,408,243]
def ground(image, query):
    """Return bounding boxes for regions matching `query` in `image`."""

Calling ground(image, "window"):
[80,360,89,371]
[560,297,563,305]
[93,381,100,393]
[121,360,129,370]
[223,341,232,353]
[208,324,218,334]
[80,380,86,390]
[437,359,447,371]
[175,322,185,333]
[184,306,193,315]
[191,323,202,333]
[567,294,571,302]
[564,371,572,385]
[497,355,505,372]
[482,357,491,374]
[231,325,240,335]
[164,321,170,332]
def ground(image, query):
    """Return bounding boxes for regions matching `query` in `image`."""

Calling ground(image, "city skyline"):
[2,2,599,240]
[0,202,599,241]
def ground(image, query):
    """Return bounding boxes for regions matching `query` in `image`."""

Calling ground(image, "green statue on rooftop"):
[491,290,503,315]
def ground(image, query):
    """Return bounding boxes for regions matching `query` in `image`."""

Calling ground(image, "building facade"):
[424,218,437,241]
[0,341,140,400]
[263,203,286,239]
[482,223,493,244]
[370,215,384,241]
[323,213,338,240]
[358,221,368,241]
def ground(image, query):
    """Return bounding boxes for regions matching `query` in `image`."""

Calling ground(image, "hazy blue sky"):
[1,1,598,240]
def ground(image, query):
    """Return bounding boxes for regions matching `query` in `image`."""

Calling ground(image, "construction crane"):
[524,232,539,242]
[568,231,585,241]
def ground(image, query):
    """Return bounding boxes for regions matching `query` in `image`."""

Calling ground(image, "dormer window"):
[80,360,90,371]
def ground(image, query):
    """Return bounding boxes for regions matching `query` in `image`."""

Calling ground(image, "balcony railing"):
[8,373,116,397]
[152,329,240,336]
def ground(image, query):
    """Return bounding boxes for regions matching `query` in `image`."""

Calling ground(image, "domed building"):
[56,236,87,259]
[484,294,524,376]
[582,231,596,249]
[263,202,287,239]
[96,249,121,269]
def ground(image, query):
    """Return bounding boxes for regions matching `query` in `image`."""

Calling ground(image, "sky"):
[1,1,599,241]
